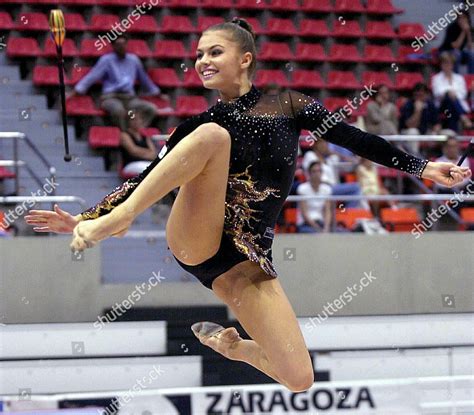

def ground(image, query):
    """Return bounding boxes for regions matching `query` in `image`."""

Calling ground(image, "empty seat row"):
[1,12,421,39]
[0,0,404,15]
[8,37,427,65]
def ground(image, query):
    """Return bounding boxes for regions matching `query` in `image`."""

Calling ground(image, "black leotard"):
[79,85,428,289]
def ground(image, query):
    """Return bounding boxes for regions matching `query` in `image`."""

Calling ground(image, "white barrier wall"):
[0,233,473,323]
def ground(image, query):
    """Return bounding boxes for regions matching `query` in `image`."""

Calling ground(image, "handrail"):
[0,196,87,209]
[0,132,56,197]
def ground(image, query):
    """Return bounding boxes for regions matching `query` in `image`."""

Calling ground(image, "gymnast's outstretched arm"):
[286,90,471,187]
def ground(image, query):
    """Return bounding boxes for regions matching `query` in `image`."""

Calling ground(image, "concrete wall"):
[1,232,472,324]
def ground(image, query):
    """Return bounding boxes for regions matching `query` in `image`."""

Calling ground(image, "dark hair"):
[203,17,257,79]
[413,82,429,93]
[111,34,128,44]
[308,160,321,172]
[374,84,388,97]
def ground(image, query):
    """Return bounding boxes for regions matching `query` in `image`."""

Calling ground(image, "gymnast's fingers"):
[32,227,51,232]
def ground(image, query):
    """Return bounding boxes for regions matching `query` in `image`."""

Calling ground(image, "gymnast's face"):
[195,31,252,90]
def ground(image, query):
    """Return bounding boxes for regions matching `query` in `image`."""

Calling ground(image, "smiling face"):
[195,30,252,90]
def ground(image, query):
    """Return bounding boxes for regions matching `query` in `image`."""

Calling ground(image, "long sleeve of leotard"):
[78,112,210,221]
[286,90,429,179]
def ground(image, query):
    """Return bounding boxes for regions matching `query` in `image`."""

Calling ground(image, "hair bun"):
[231,17,256,40]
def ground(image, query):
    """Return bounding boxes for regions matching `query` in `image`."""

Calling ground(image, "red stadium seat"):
[363,45,396,63]
[126,40,152,58]
[127,15,159,33]
[0,167,16,180]
[367,0,404,15]
[159,15,195,33]
[267,0,300,11]
[329,44,363,62]
[365,21,397,39]
[79,39,112,57]
[459,208,474,230]
[381,207,420,232]
[395,72,425,91]
[66,96,104,116]
[323,97,349,112]
[56,0,96,4]
[175,96,208,116]
[141,96,174,115]
[164,0,201,7]
[69,66,92,85]
[299,19,330,37]
[259,42,295,61]
[397,45,428,64]
[254,70,290,88]
[63,13,88,31]
[295,43,327,62]
[301,0,333,12]
[0,12,14,30]
[336,209,374,230]
[42,38,78,58]
[201,0,234,8]
[196,16,225,32]
[465,74,474,90]
[327,71,362,90]
[333,20,364,38]
[187,40,199,59]
[97,0,131,5]
[15,12,49,31]
[148,68,181,87]
[234,0,266,10]
[362,71,394,88]
[33,65,63,86]
[6,37,41,58]
[154,40,187,59]
[89,14,121,32]
[335,0,366,13]
[398,23,425,40]
[88,126,121,149]
[183,70,203,88]
[266,18,298,36]
[291,70,325,89]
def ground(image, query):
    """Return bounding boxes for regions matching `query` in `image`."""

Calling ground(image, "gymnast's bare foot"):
[191,322,242,360]
[70,206,133,252]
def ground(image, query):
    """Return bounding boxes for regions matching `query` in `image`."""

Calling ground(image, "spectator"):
[120,111,158,176]
[303,138,363,208]
[439,9,474,74]
[365,84,399,135]
[69,35,169,130]
[434,136,471,192]
[432,52,472,132]
[356,158,397,216]
[296,161,332,233]
[399,83,441,154]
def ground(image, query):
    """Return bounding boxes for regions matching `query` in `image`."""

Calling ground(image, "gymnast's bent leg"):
[205,260,315,392]
[71,122,231,263]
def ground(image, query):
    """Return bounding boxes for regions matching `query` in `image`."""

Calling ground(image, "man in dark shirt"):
[439,10,474,73]
[399,83,441,154]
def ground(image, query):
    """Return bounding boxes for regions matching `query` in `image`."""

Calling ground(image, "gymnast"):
[25,18,471,392]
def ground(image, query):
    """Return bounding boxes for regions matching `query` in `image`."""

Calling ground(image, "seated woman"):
[356,158,397,217]
[365,84,399,136]
[120,112,158,176]
[432,52,472,132]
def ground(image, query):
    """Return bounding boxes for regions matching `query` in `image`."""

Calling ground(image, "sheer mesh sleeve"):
[79,112,210,221]
[283,90,429,179]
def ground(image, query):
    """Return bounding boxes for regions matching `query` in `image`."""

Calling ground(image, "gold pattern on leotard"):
[223,165,281,277]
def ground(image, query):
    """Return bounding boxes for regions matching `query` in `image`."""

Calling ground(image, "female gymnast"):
[25,18,471,392]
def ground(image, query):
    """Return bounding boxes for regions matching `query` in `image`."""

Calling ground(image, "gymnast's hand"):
[421,161,472,188]
[24,204,79,234]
